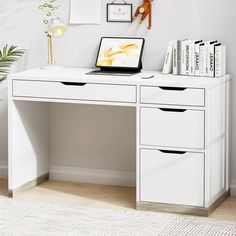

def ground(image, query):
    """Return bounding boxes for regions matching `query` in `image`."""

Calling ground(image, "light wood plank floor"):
[1,178,236,221]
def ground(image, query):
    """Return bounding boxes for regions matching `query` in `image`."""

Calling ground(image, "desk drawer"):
[140,148,204,206]
[13,80,136,103]
[140,86,205,106]
[140,107,205,149]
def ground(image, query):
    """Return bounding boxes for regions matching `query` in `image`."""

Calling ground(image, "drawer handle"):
[158,86,187,91]
[61,82,87,86]
[159,108,186,112]
[159,150,186,155]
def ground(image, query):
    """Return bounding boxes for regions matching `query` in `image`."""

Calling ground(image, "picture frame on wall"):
[107,3,133,23]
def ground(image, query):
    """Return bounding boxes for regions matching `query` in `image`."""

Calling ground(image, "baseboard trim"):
[50,165,136,187]
[8,173,49,198]
[137,190,230,217]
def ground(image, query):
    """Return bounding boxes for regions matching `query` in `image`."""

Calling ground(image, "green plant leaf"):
[0,45,24,80]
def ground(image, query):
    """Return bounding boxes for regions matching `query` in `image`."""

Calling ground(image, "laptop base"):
[86,64,142,76]
[86,69,139,76]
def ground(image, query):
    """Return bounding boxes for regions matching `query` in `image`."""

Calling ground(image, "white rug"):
[0,199,236,236]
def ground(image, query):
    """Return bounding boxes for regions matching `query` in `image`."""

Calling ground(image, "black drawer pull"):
[61,82,87,86]
[159,108,186,112]
[159,86,187,91]
[159,150,186,155]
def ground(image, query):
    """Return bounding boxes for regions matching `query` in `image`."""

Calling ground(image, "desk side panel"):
[8,97,49,191]
[204,81,228,207]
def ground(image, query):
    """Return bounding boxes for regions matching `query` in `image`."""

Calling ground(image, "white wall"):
[0,0,236,187]
[50,103,136,172]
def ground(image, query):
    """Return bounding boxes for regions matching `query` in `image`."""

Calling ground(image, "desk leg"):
[136,92,140,204]
[8,100,50,197]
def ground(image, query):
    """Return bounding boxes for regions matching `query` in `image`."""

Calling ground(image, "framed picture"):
[107,3,133,22]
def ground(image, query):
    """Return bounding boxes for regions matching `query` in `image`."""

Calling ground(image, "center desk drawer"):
[140,107,205,149]
[12,80,137,103]
[140,86,205,106]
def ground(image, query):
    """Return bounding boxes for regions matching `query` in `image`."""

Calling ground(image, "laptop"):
[87,37,145,76]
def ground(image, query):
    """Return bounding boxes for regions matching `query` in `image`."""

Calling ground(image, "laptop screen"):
[95,37,145,69]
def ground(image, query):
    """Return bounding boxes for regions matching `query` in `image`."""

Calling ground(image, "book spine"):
[199,44,206,76]
[215,46,221,77]
[205,44,209,76]
[189,41,195,76]
[215,45,226,77]
[185,41,190,75]
[181,41,187,75]
[172,41,178,75]
[194,43,201,76]
[162,41,174,74]
[208,44,215,77]
[173,40,181,75]
[177,41,181,75]
[205,41,217,76]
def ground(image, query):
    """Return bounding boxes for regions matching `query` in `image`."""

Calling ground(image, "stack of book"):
[162,40,226,77]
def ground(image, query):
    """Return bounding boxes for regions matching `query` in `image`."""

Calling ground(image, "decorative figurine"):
[133,0,153,30]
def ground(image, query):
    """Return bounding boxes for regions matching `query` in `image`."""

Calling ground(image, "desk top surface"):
[9,67,230,89]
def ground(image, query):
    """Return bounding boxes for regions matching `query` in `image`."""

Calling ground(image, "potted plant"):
[0,45,24,99]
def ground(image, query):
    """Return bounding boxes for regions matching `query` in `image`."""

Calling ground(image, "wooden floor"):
[1,178,236,221]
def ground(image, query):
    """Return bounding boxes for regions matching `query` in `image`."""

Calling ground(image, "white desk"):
[8,68,231,216]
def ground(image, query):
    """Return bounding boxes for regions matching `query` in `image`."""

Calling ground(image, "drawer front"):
[13,80,137,103]
[140,148,204,207]
[140,86,205,106]
[140,107,205,149]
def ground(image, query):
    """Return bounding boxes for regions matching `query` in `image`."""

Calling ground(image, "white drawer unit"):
[140,86,205,106]
[12,80,137,103]
[140,149,204,207]
[140,107,205,149]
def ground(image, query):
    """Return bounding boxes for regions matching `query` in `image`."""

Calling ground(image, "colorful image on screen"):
[96,38,144,68]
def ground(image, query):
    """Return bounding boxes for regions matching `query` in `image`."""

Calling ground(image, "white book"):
[205,40,217,76]
[172,41,177,74]
[181,40,188,75]
[185,41,190,75]
[215,45,226,77]
[189,41,194,76]
[172,40,181,75]
[189,40,202,76]
[208,43,221,77]
[187,40,202,76]
[199,43,206,76]
[162,41,174,74]
[194,42,202,76]
[183,40,202,76]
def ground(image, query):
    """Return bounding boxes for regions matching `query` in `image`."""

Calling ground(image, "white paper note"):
[70,0,101,24]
